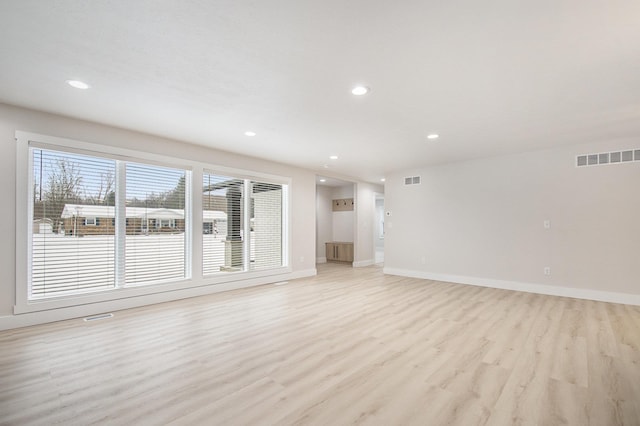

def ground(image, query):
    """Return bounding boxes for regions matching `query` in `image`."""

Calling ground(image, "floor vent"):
[273,281,289,286]
[577,149,640,167]
[404,176,421,185]
[84,313,114,322]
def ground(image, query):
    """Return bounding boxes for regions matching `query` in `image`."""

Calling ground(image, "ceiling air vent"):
[576,149,640,168]
[404,176,421,185]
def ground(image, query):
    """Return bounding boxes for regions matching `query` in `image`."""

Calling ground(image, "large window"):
[29,147,190,299]
[251,180,283,270]
[20,133,289,307]
[125,162,187,285]
[202,173,284,275]
[203,173,244,274]
[31,149,116,297]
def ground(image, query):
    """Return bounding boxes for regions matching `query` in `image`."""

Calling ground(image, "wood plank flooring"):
[1,263,639,425]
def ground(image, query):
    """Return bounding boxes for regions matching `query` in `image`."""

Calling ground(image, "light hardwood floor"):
[1,263,639,425]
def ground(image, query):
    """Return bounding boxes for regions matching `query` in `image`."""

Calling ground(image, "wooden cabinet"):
[326,242,354,263]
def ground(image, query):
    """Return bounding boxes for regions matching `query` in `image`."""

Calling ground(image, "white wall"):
[331,185,355,242]
[332,212,353,242]
[0,103,317,327]
[315,185,333,262]
[332,184,354,199]
[384,140,640,304]
[353,182,384,267]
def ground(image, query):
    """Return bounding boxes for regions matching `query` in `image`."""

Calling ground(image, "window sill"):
[14,266,291,315]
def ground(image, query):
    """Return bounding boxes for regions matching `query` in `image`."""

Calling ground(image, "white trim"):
[191,169,203,281]
[287,268,317,280]
[1,268,317,331]
[15,136,30,308]
[316,257,327,264]
[383,268,640,306]
[353,259,375,268]
[115,160,126,287]
[15,266,293,314]
[243,180,251,271]
[283,183,291,269]
[184,169,193,280]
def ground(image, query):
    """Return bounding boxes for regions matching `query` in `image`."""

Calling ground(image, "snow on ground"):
[32,234,231,297]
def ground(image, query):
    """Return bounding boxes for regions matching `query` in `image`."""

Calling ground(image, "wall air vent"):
[404,176,421,185]
[576,149,640,167]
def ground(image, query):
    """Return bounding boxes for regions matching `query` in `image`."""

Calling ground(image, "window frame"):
[16,131,291,314]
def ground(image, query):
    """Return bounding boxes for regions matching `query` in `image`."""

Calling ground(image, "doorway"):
[315,176,355,268]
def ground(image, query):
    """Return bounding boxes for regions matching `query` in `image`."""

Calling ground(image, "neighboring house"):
[60,204,226,236]
[32,218,53,234]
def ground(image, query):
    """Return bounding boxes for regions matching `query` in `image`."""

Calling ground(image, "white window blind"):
[31,149,116,297]
[251,181,283,270]
[202,173,244,274]
[29,147,190,299]
[201,173,284,275]
[125,162,187,284]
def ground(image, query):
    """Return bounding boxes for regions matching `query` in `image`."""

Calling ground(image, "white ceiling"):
[316,175,353,188]
[1,1,639,183]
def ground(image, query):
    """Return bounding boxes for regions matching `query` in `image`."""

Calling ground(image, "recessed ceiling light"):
[380,178,386,182]
[329,155,338,160]
[319,178,326,183]
[66,80,90,89]
[427,134,439,140]
[244,131,256,137]
[351,86,369,96]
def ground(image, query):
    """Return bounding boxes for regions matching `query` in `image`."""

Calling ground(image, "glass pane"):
[250,181,282,270]
[125,162,187,284]
[203,173,244,274]
[31,148,116,298]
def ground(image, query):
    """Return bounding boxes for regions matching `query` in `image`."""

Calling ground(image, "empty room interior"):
[1,1,639,425]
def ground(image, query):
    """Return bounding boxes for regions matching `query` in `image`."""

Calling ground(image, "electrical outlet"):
[544,220,550,229]
[421,256,426,265]
[299,256,304,263]
[544,267,551,276]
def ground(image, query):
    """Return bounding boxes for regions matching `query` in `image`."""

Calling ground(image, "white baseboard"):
[316,257,327,264]
[353,259,375,268]
[0,268,318,331]
[288,268,317,280]
[383,267,640,306]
